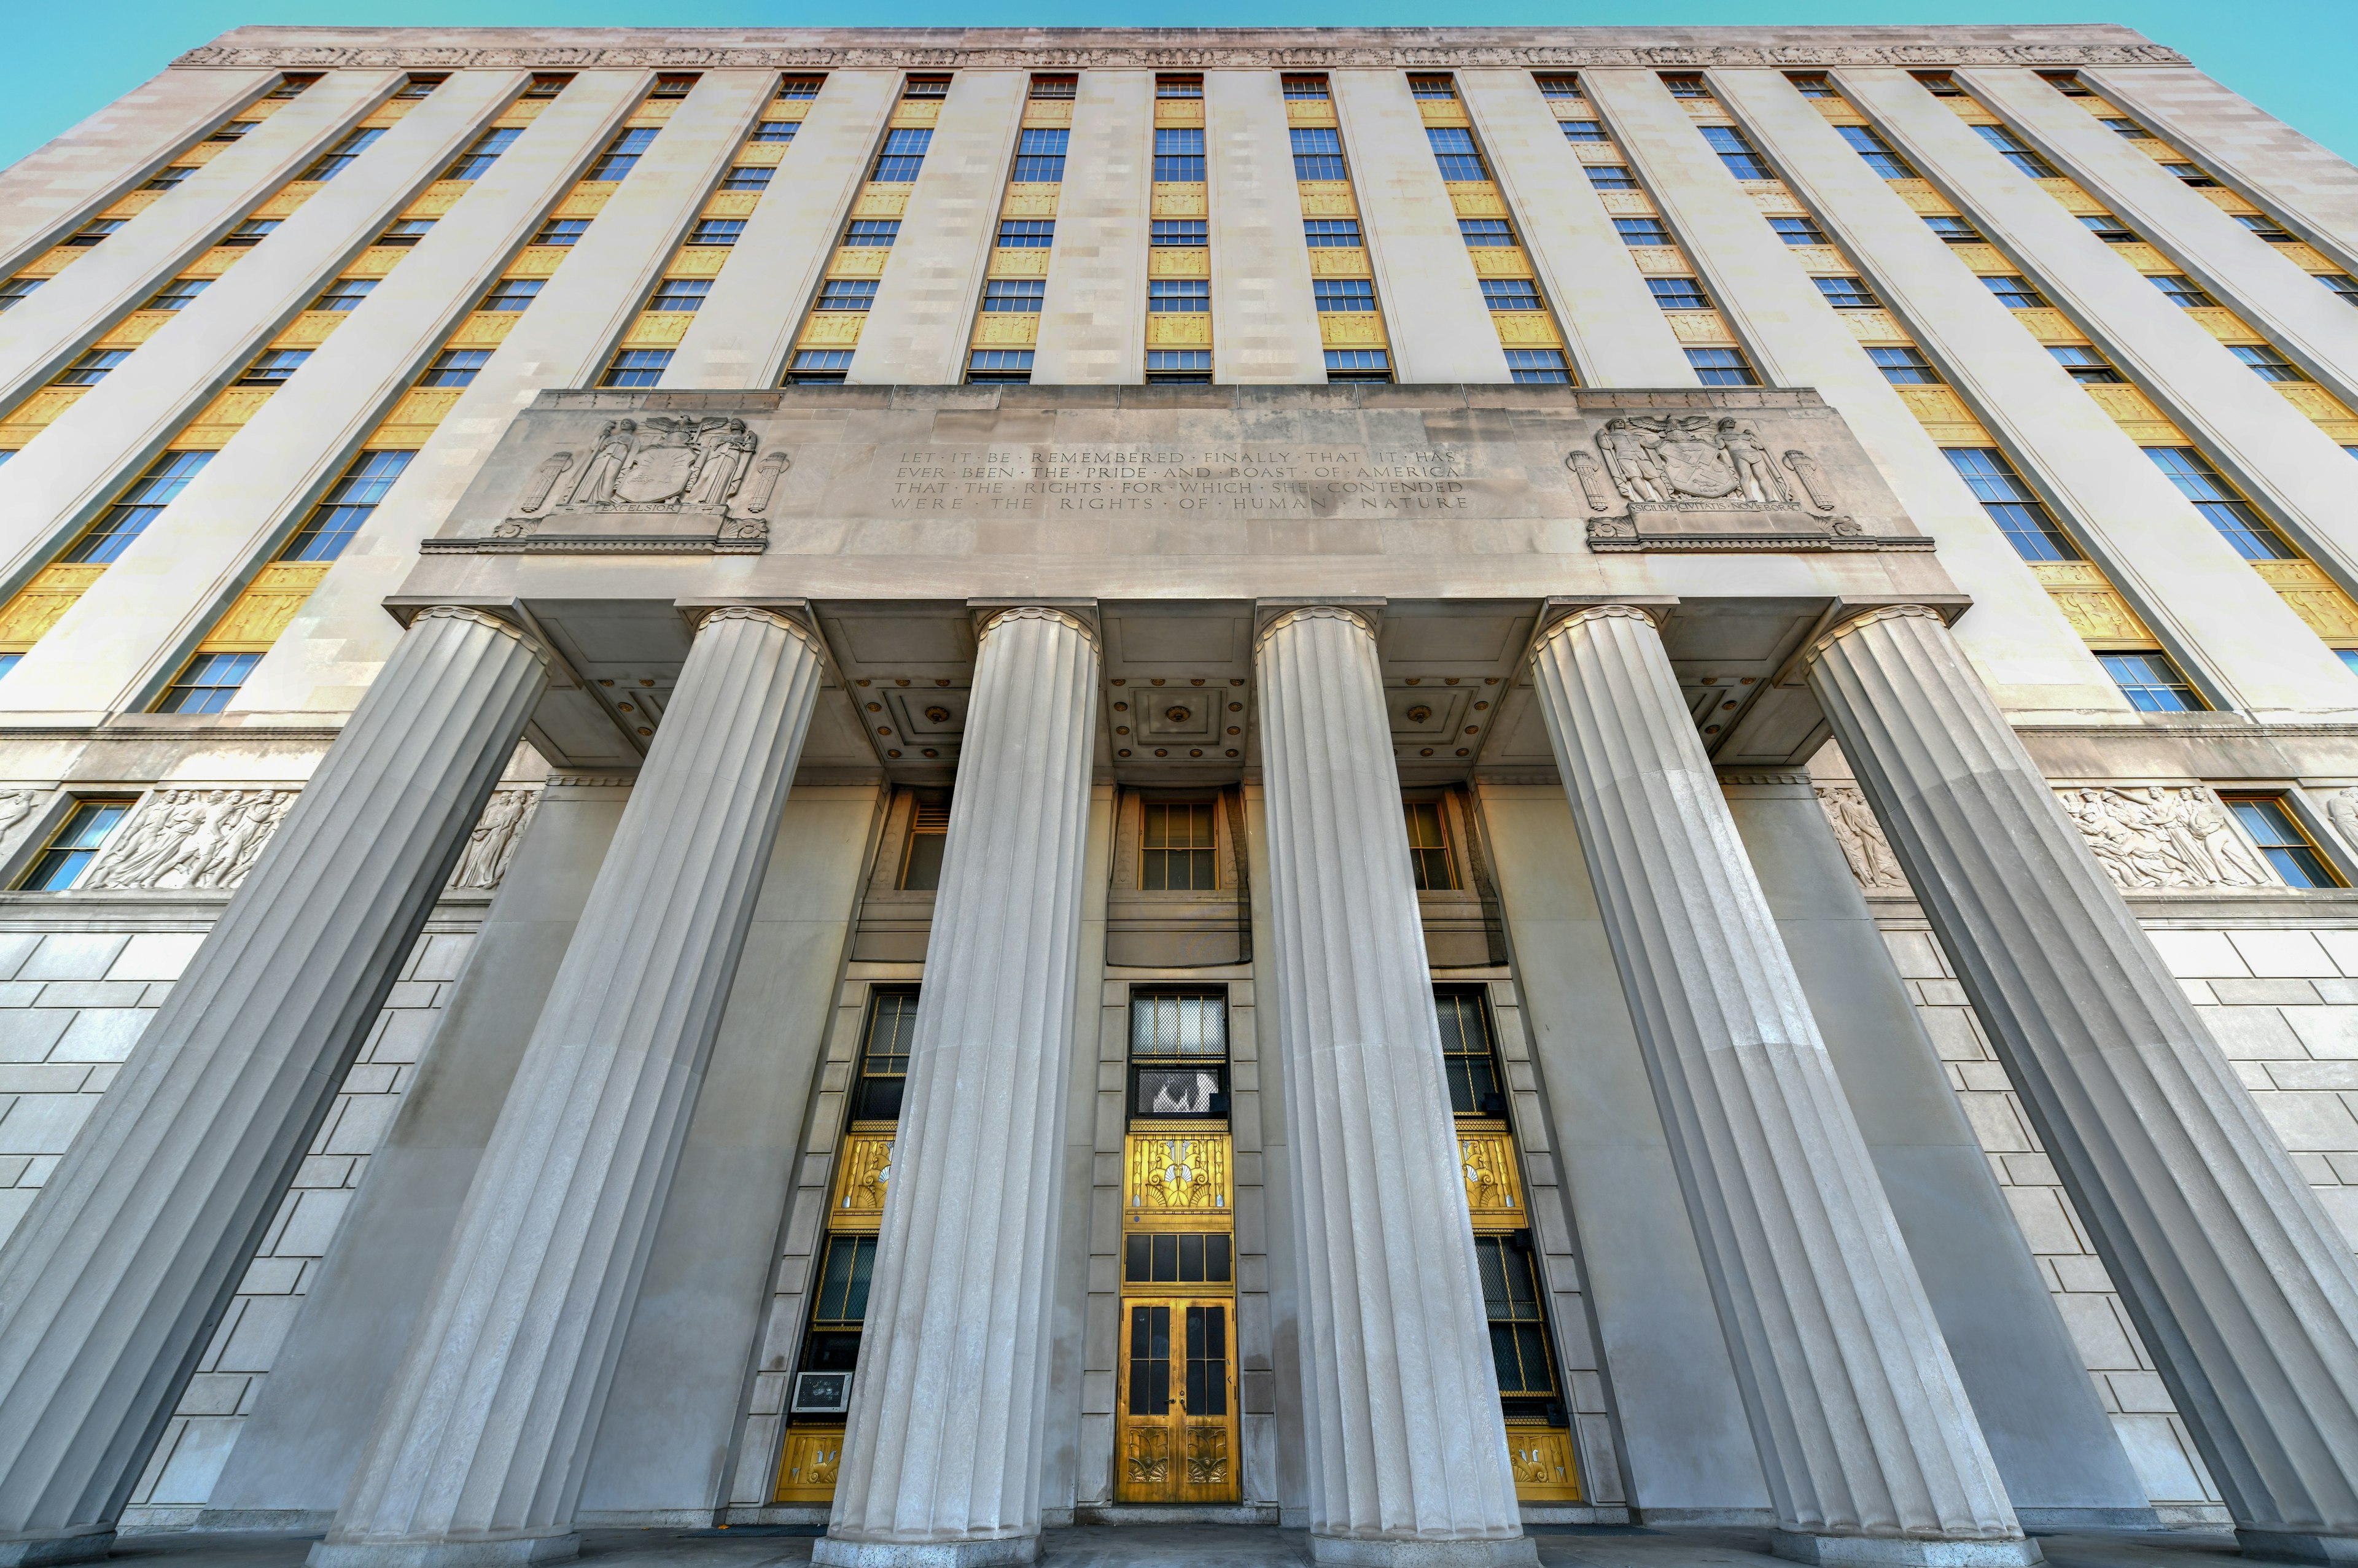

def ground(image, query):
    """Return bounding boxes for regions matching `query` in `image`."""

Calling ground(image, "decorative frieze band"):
[173,39,2188,71]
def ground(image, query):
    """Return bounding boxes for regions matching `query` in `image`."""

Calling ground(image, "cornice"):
[171,28,2187,72]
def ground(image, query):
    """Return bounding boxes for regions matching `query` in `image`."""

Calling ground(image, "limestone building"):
[4,20,2358,1568]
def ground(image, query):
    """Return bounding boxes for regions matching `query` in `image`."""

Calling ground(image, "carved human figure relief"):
[84,788,298,891]
[2330,788,2358,861]
[570,419,636,506]
[1783,448,1837,513]
[520,451,574,513]
[1815,785,1907,890]
[2059,785,2272,891]
[449,786,542,890]
[0,788,44,850]
[1595,418,1667,503]
[1563,449,1614,513]
[1717,419,1791,506]
[687,418,758,508]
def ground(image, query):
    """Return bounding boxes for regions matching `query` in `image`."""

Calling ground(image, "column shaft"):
[0,607,549,1566]
[816,607,1099,1568]
[316,607,825,1567]
[1255,606,1531,1568]
[1807,607,2358,1557]
[1530,606,2029,1563]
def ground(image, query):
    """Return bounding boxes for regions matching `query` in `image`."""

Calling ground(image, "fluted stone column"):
[0,607,550,1568]
[1255,606,1533,1568]
[815,607,1099,1568]
[1529,606,2034,1567]
[1806,606,2358,1564]
[313,607,825,1568]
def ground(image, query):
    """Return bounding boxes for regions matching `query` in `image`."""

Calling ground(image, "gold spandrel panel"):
[1466,247,1530,278]
[1318,312,1386,349]
[2080,385,2185,443]
[344,247,408,277]
[1508,1423,1582,1502]
[1125,1130,1231,1227]
[200,562,330,653]
[1154,100,1204,128]
[378,388,461,432]
[670,247,732,278]
[830,1130,892,1233]
[1628,247,1689,275]
[1884,180,1942,207]
[1023,99,1073,127]
[774,1429,842,1504]
[704,191,761,218]
[446,311,522,348]
[1783,246,1845,271]
[1680,99,1725,119]
[2107,243,2168,271]
[1298,186,1357,218]
[106,190,161,217]
[1447,184,1507,217]
[1460,1125,1526,1230]
[1491,312,1562,347]
[1572,144,1626,165]
[1746,190,1805,215]
[2252,561,2358,640]
[852,187,908,218]
[494,101,547,126]
[271,311,347,348]
[830,246,890,278]
[1838,309,1909,343]
[1286,103,1339,128]
[1151,184,1208,218]
[1667,311,1737,346]
[2029,564,2154,646]
[2198,185,2262,215]
[1151,248,1212,278]
[7,388,90,428]
[631,99,682,124]
[406,184,470,217]
[799,314,865,347]
[251,184,321,220]
[1418,101,1472,128]
[1595,192,1656,216]
[1002,184,1060,217]
[2034,178,2103,212]
[971,314,1040,347]
[622,312,694,347]
[1894,387,1990,444]
[2009,309,2087,345]
[2278,245,2331,271]
[736,142,787,166]
[2277,383,2358,431]
[1145,314,1212,347]
[0,564,106,646]
[991,248,1052,278]
[1944,244,2006,271]
[2182,307,2263,344]
[185,387,276,433]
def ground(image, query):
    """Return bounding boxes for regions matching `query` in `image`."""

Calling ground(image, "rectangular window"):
[1586,165,1638,191]
[1613,217,1671,246]
[687,219,745,246]
[845,219,901,247]
[1481,278,1544,311]
[648,278,711,312]
[1156,76,1203,98]
[143,166,195,190]
[1428,127,1487,182]
[419,349,490,387]
[220,220,277,247]
[1153,128,1205,183]
[1914,71,1967,98]
[967,349,1032,384]
[52,350,129,387]
[1325,349,1391,384]
[1153,219,1208,247]
[1560,119,1608,143]
[900,790,949,888]
[144,278,209,311]
[2228,344,2306,382]
[310,278,375,312]
[587,127,658,182]
[1476,1235,1557,1397]
[1868,346,1942,384]
[1305,219,1364,247]
[524,75,572,98]
[0,278,42,312]
[1700,125,1772,179]
[233,349,310,387]
[599,349,674,386]
[722,165,772,190]
[267,75,319,99]
[1406,800,1458,890]
[2042,72,2096,96]
[1291,128,1347,181]
[208,122,257,142]
[1012,127,1068,182]
[903,76,951,99]
[17,800,134,891]
[2049,345,2124,383]
[818,279,879,311]
[1814,275,1880,309]
[1660,73,1709,99]
[2079,212,2139,242]
[1838,125,1916,179]
[750,120,798,143]
[1132,1057,1226,1119]
[445,128,521,180]
[2145,447,2293,559]
[2319,274,2358,306]
[2098,116,2152,138]
[1132,990,1228,1057]
[1972,124,2059,178]
[852,987,919,1121]
[2098,651,2204,713]
[650,74,698,99]
[2222,797,2340,888]
[478,279,542,312]
[1142,802,1217,890]
[1788,74,1840,99]
[1944,448,2079,561]
[2163,163,2219,187]
[530,218,590,247]
[2148,274,2215,308]
[1686,347,1758,386]
[1409,75,1456,101]
[282,450,413,562]
[788,349,852,383]
[1982,275,2049,309]
[1283,75,1329,100]
[1923,215,1984,243]
[395,75,445,99]
[155,652,262,715]
[1434,989,1497,1112]
[1148,279,1210,313]
[2233,214,2294,242]
[811,1235,878,1324]
[63,220,124,247]
[1536,74,1584,101]
[997,219,1055,247]
[379,219,437,246]
[1029,75,1077,99]
[1648,276,1711,310]
[1506,348,1571,384]
[300,127,384,182]
[1458,217,1513,247]
[1315,278,1378,312]
[1124,1233,1234,1286]
[1146,351,1212,382]
[981,278,1046,312]
[1768,215,1828,246]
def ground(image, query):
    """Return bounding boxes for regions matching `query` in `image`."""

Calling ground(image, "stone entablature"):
[170,25,2188,71]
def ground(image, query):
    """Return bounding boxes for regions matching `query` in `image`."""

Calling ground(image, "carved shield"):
[613,444,698,503]
[1656,438,1738,499]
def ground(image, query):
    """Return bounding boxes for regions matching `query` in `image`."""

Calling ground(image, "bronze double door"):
[1116,1298,1237,1502]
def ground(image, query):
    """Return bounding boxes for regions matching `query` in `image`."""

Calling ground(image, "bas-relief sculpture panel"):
[431,386,1926,559]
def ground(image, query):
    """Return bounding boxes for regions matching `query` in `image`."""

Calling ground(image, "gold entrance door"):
[1116,1298,1239,1504]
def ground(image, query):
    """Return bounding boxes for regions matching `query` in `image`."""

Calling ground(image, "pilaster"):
[1206,72,1325,384]
[0,605,550,1567]
[1032,72,1151,384]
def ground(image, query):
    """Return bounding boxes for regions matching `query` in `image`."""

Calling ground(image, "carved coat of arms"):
[1570,408,1874,551]
[496,414,790,549]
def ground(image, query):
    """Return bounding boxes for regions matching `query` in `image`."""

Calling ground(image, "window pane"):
[2225,798,2338,888]
[2098,651,2203,713]
[1140,802,1218,889]
[2144,448,2292,560]
[1130,990,1228,1057]
[156,652,261,715]
[68,451,213,564]
[1436,988,1502,1116]
[282,450,413,561]
[18,801,133,891]
[1406,800,1457,890]
[1942,449,2079,562]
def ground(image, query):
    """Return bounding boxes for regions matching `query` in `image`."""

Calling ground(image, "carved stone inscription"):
[882,445,1471,516]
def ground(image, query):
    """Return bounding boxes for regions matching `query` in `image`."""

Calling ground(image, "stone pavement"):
[100,1524,2263,1568]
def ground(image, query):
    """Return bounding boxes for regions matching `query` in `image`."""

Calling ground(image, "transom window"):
[1406,799,1458,890]
[853,987,919,1122]
[1126,1232,1232,1285]
[1435,988,1501,1116]
[811,1234,877,1325]
[1130,989,1228,1121]
[1142,801,1217,890]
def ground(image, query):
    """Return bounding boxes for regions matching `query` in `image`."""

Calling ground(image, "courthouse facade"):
[5,20,2358,1568]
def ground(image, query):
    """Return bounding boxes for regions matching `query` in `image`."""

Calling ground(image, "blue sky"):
[2,1,2353,173]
